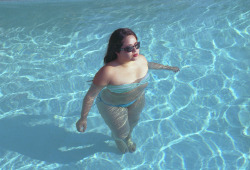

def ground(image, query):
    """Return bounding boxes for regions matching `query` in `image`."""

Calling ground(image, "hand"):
[76,118,87,132]
[171,67,180,73]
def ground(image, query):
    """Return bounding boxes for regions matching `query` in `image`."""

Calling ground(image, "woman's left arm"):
[148,62,180,72]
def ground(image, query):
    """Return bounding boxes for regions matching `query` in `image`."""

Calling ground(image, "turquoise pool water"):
[0,0,249,169]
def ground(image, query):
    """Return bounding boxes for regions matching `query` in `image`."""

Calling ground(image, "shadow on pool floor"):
[0,115,119,164]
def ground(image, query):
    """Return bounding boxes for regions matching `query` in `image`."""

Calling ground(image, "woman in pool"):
[76,28,179,153]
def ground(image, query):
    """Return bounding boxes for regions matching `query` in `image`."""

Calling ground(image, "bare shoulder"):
[138,54,148,62]
[93,65,113,86]
[138,54,148,65]
[138,54,146,60]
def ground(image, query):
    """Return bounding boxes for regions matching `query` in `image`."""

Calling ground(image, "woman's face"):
[116,35,140,62]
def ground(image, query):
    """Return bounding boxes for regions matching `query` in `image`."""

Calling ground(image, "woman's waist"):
[99,87,146,105]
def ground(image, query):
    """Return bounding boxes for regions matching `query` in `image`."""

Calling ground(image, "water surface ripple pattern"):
[0,0,249,169]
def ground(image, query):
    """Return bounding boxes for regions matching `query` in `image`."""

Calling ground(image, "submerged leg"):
[126,93,146,152]
[96,100,130,153]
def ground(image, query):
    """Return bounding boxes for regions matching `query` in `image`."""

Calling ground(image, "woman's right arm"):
[76,66,111,132]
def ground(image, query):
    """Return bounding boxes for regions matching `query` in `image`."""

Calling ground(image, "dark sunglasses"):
[120,42,140,52]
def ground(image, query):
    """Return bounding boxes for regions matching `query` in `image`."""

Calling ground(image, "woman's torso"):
[100,55,149,105]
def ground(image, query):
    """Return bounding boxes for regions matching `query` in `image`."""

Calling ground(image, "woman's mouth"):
[133,54,138,57]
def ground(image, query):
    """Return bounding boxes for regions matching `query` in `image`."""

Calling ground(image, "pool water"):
[0,0,249,169]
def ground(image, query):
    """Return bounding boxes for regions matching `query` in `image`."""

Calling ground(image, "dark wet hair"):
[104,28,138,64]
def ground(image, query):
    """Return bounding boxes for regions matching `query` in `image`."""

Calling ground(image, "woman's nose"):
[132,46,137,52]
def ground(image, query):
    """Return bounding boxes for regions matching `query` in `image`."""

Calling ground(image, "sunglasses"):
[120,42,140,52]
